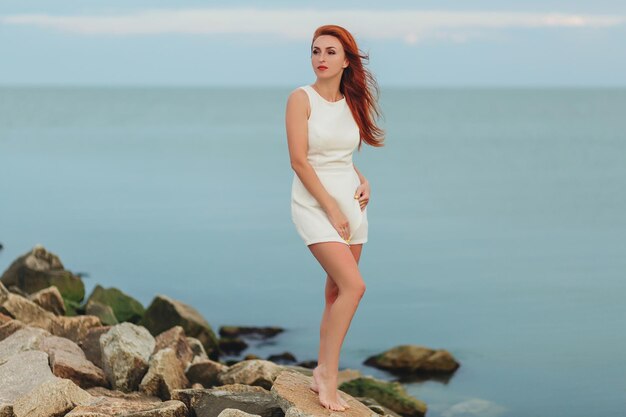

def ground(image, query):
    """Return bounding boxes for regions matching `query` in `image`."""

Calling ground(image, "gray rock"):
[66,396,187,417]
[0,350,56,410]
[100,322,155,392]
[173,384,282,417]
[217,408,263,417]
[0,326,50,365]
[218,359,283,390]
[12,377,93,417]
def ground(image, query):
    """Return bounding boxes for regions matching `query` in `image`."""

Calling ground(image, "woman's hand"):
[325,201,351,242]
[354,180,370,211]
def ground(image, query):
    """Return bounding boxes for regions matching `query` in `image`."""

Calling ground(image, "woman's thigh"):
[309,242,365,294]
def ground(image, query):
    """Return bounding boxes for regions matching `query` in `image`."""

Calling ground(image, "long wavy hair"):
[311,25,385,150]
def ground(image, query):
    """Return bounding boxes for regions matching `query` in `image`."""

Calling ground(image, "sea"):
[0,86,624,417]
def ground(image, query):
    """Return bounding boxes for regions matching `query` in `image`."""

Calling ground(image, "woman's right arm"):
[285,89,350,239]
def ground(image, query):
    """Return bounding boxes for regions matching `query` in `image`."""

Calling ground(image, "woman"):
[285,25,385,411]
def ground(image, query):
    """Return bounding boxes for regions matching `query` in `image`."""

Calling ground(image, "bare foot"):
[312,366,349,411]
[310,368,351,409]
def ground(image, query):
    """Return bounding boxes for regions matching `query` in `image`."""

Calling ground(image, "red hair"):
[311,25,385,150]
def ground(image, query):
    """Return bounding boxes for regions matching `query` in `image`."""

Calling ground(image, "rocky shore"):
[0,244,460,417]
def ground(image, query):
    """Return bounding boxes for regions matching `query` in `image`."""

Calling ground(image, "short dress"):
[290,84,368,246]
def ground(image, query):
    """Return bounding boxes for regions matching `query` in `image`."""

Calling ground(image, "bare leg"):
[311,244,363,410]
[307,242,366,411]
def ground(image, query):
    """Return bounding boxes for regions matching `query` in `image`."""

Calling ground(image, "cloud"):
[2,8,624,44]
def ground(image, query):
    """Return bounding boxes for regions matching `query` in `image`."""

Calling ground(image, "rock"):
[0,326,50,365]
[0,350,56,412]
[296,360,317,369]
[49,315,103,344]
[67,396,188,417]
[100,322,155,392]
[271,370,377,417]
[363,345,460,375]
[12,377,93,417]
[154,325,194,368]
[7,285,30,297]
[0,319,26,342]
[172,384,281,417]
[0,244,85,303]
[187,336,209,361]
[218,408,263,417]
[79,325,112,369]
[218,359,283,390]
[0,286,57,331]
[85,299,119,326]
[86,285,145,324]
[186,358,229,388]
[219,326,284,339]
[354,397,402,417]
[0,312,12,324]
[279,364,362,386]
[139,294,219,359]
[267,352,297,364]
[29,286,66,316]
[40,335,108,388]
[339,376,427,417]
[85,386,161,402]
[139,347,189,400]
[219,336,249,355]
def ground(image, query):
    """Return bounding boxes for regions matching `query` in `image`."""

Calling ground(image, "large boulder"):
[270,370,377,417]
[86,285,145,324]
[364,345,460,375]
[100,322,155,392]
[139,295,219,359]
[0,244,85,303]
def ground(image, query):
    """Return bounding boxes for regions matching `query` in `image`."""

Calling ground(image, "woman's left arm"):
[353,164,370,211]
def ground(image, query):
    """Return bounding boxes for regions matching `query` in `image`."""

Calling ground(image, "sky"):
[1,0,625,87]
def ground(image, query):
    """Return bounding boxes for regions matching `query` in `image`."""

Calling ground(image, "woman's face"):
[311,35,348,78]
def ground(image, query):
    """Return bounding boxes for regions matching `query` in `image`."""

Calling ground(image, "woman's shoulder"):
[287,86,312,106]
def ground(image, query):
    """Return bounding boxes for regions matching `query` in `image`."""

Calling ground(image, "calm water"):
[1,86,625,417]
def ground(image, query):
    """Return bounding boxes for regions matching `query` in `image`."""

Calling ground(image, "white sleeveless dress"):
[291,84,368,246]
